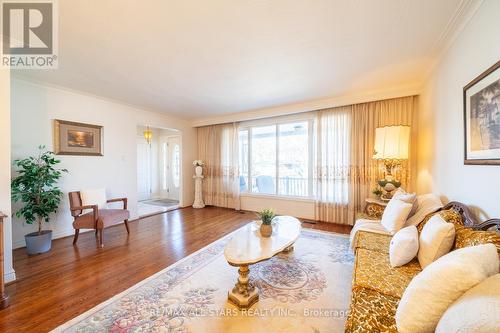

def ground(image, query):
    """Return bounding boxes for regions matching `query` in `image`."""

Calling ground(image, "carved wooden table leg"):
[227,265,259,309]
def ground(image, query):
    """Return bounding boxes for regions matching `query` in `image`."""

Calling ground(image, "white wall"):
[240,195,315,220]
[417,0,500,220]
[1,69,15,282]
[11,79,197,249]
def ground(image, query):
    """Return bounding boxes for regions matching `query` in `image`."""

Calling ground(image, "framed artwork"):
[53,119,103,156]
[464,60,500,165]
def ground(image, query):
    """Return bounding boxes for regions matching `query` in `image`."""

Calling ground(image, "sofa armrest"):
[354,230,392,254]
[107,197,128,210]
[474,219,500,232]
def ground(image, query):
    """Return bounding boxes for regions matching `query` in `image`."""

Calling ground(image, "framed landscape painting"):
[464,60,500,165]
[53,119,103,156]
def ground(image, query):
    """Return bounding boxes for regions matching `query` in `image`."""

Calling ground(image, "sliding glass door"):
[239,119,313,198]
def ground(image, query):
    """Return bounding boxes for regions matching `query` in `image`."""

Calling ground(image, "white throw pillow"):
[418,214,455,268]
[380,199,413,234]
[392,188,417,217]
[405,193,443,227]
[396,244,499,333]
[80,188,107,210]
[389,226,419,267]
[436,273,500,333]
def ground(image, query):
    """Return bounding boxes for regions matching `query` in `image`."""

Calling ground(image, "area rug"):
[52,228,354,333]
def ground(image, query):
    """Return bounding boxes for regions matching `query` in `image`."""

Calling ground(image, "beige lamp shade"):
[373,125,410,160]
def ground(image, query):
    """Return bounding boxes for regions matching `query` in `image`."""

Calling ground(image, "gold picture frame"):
[53,119,103,156]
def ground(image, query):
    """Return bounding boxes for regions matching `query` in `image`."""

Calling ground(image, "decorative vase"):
[195,165,203,176]
[260,223,272,237]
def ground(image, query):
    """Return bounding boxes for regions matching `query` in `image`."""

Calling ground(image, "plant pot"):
[195,165,203,176]
[25,230,52,255]
[260,223,272,237]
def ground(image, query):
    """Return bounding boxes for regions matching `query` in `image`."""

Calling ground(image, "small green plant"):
[258,208,276,225]
[11,146,68,234]
[372,186,383,197]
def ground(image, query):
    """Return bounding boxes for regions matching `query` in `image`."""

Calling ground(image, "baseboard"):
[4,268,16,283]
[12,209,181,249]
[11,216,148,249]
[12,227,94,249]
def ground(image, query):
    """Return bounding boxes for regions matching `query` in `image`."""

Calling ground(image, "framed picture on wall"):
[53,119,103,156]
[464,60,500,165]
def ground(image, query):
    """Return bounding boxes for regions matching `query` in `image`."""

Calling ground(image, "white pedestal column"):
[192,175,205,209]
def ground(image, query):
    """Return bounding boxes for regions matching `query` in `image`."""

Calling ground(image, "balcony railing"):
[278,177,308,197]
[240,176,309,197]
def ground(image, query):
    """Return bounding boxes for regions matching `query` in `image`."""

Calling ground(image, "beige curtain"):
[197,123,240,209]
[349,96,417,223]
[315,96,417,225]
[315,106,352,224]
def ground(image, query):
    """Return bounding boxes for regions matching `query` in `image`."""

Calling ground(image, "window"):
[278,122,310,197]
[239,120,313,198]
[238,130,249,192]
[251,125,277,195]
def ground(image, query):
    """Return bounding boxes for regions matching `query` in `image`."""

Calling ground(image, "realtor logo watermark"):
[1,0,58,68]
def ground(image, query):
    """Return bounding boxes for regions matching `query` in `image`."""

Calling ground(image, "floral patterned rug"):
[52,228,354,333]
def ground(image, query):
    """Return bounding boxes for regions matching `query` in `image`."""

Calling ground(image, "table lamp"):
[373,125,410,200]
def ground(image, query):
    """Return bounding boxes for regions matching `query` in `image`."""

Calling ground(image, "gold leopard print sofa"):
[344,202,500,333]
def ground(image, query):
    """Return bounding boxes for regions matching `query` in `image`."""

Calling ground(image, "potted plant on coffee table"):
[11,146,68,254]
[258,208,276,237]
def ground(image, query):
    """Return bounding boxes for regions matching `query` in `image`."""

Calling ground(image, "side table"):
[364,198,388,219]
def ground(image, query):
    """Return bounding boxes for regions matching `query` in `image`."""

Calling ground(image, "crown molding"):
[421,0,485,84]
[10,75,192,126]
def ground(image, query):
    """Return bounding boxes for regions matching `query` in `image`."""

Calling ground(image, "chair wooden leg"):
[98,229,104,248]
[124,219,130,234]
[73,229,80,244]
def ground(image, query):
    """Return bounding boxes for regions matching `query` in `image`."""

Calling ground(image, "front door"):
[137,137,152,201]
[164,136,181,200]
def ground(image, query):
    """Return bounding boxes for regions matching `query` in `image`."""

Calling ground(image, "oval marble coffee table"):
[224,216,302,309]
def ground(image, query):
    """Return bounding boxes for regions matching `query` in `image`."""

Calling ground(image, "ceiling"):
[14,0,478,120]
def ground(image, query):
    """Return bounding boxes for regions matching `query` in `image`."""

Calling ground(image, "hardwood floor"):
[0,207,351,332]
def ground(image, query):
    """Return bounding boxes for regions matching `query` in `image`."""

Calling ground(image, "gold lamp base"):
[377,159,402,200]
[377,179,401,201]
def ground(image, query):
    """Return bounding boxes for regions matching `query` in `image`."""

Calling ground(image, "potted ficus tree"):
[11,146,68,254]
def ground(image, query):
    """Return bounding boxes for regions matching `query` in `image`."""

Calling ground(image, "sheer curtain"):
[315,96,417,225]
[197,123,240,209]
[315,106,352,224]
